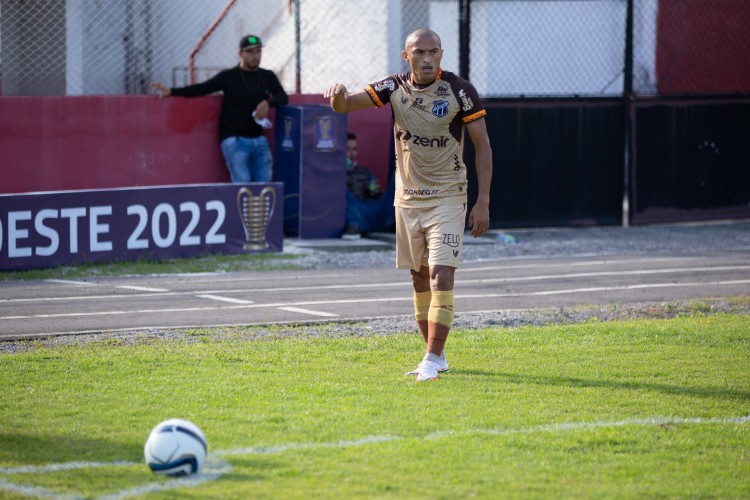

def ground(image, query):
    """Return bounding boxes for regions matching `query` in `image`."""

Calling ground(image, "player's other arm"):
[323,84,377,113]
[466,117,493,238]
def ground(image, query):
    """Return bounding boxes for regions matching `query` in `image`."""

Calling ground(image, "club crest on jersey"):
[432,100,449,117]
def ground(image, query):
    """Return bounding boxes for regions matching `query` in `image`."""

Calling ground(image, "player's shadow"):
[456,369,750,401]
[0,433,142,465]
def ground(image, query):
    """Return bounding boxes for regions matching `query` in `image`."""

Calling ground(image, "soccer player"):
[324,29,493,382]
[151,35,288,183]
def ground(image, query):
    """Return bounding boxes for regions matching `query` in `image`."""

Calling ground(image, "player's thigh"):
[395,206,428,271]
[424,203,466,268]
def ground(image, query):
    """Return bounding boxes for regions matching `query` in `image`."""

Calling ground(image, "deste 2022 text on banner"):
[0,183,283,271]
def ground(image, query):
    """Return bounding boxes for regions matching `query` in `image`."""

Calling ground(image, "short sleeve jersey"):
[365,69,486,208]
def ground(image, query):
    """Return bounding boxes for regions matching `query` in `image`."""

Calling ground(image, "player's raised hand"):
[323,83,347,99]
[324,85,375,113]
[150,82,171,98]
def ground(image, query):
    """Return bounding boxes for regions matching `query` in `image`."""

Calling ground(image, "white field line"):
[96,457,231,500]
[215,415,750,457]
[1,416,746,499]
[44,279,95,286]
[196,294,254,305]
[6,264,750,304]
[0,461,136,475]
[115,286,169,293]
[460,256,703,273]
[3,279,750,321]
[218,435,398,456]
[461,265,750,284]
[0,479,80,499]
[277,306,339,317]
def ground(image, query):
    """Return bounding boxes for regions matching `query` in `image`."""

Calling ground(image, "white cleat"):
[416,360,441,382]
[405,356,449,376]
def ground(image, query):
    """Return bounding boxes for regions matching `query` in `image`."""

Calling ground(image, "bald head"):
[402,29,443,85]
[405,29,441,51]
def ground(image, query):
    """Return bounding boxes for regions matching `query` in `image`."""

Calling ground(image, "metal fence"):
[1,0,748,97]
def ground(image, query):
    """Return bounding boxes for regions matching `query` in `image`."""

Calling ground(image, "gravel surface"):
[289,220,750,270]
[2,220,749,353]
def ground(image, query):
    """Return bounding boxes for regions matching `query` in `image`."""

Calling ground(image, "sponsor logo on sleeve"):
[374,79,396,92]
[458,89,474,111]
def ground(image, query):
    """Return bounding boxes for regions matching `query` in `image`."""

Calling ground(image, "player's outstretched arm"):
[324,84,375,113]
[466,118,493,238]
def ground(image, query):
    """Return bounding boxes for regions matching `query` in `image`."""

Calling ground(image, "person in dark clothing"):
[343,132,395,239]
[347,132,383,202]
[151,35,288,183]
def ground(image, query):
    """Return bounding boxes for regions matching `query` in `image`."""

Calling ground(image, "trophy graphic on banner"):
[315,117,335,150]
[237,186,276,250]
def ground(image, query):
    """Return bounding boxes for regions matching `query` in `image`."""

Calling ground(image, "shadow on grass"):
[457,370,750,401]
[0,433,142,465]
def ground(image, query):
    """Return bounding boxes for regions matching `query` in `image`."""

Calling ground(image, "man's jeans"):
[220,135,273,183]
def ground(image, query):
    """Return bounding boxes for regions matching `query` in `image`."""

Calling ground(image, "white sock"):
[424,352,440,364]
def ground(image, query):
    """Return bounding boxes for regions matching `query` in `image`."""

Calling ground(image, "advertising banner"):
[0,183,283,271]
[275,105,347,238]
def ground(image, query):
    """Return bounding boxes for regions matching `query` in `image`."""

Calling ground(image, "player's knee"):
[429,265,455,290]
[410,267,430,290]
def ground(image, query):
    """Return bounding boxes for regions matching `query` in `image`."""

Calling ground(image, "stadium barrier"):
[0,94,392,196]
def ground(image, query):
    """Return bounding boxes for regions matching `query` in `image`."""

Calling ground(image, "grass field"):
[1,314,749,498]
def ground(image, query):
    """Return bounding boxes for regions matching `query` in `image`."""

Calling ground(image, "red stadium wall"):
[656,0,750,94]
[0,94,392,195]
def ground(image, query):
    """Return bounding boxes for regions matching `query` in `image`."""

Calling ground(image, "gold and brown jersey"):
[365,69,486,208]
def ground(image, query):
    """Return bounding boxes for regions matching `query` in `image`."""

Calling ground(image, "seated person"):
[343,132,395,239]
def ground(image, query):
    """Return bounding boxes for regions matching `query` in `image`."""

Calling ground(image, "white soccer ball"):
[144,418,207,477]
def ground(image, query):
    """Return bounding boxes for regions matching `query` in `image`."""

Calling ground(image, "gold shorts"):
[395,203,466,271]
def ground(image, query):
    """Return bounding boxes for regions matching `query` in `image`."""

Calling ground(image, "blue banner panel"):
[275,105,347,238]
[0,183,283,271]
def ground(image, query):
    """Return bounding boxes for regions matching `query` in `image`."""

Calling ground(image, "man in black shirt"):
[151,35,288,183]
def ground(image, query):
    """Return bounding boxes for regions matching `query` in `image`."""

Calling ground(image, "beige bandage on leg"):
[428,290,455,329]
[413,291,431,344]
